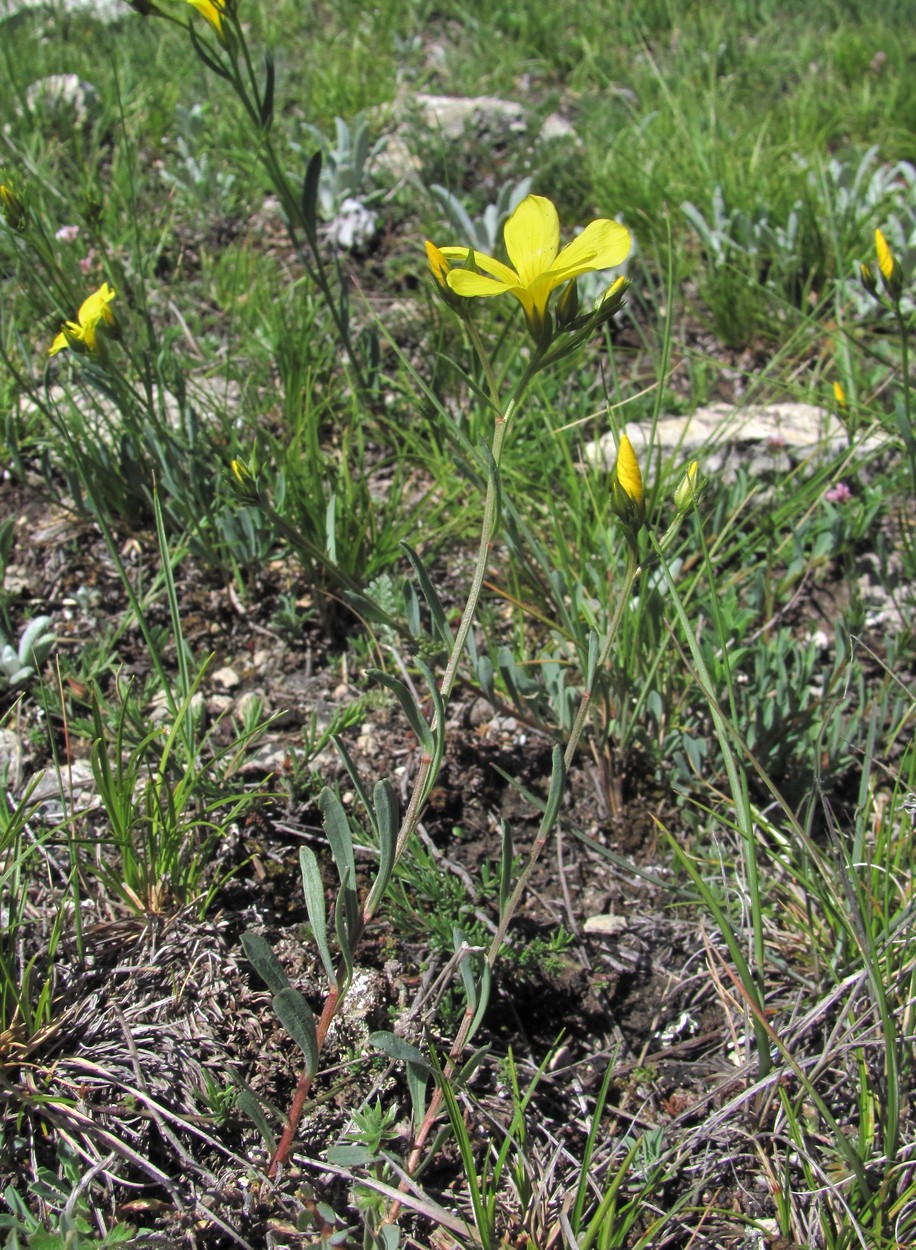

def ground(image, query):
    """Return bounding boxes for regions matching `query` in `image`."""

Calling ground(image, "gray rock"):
[414,93,526,141]
[585,402,888,483]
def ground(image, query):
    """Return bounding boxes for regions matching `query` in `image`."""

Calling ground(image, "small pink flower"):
[825,482,853,504]
[55,224,81,243]
[79,249,96,276]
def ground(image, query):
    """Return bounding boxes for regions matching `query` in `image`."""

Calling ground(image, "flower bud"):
[229,458,260,503]
[833,381,847,414]
[859,262,878,299]
[875,228,903,301]
[674,460,700,514]
[611,432,645,531]
[0,183,26,231]
[555,277,580,329]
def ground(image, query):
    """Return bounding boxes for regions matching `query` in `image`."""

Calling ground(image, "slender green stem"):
[648,529,772,1079]
[271,348,541,1174]
[395,541,642,1203]
[894,306,915,498]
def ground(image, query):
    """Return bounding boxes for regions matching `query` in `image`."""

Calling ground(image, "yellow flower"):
[611,431,645,531]
[674,460,700,514]
[833,381,847,412]
[438,194,630,341]
[874,227,903,300]
[49,282,117,356]
[186,0,226,41]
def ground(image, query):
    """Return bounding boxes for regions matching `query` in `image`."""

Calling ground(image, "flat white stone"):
[585,402,889,482]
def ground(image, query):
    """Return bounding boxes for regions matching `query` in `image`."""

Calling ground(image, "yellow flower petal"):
[503,195,560,288]
[425,240,451,289]
[48,282,117,356]
[187,0,224,36]
[554,218,631,273]
[447,270,513,298]
[441,245,520,288]
[432,195,631,343]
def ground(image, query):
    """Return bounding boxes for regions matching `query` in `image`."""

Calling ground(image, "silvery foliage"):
[292,114,387,221]
[682,146,916,315]
[814,146,916,317]
[429,177,533,256]
[681,184,803,291]
[159,104,238,209]
[0,616,55,686]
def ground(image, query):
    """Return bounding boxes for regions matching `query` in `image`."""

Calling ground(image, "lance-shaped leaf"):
[454,929,492,1045]
[333,866,356,989]
[260,49,275,130]
[241,931,291,996]
[319,788,357,892]
[273,986,319,1077]
[498,819,514,916]
[364,779,398,917]
[331,736,377,837]
[402,578,421,638]
[370,1030,433,1132]
[401,542,454,649]
[411,656,447,807]
[299,847,338,989]
[585,627,599,690]
[370,670,434,753]
[538,745,567,839]
[302,149,322,234]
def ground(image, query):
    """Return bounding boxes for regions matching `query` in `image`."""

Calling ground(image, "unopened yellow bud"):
[860,261,878,299]
[0,183,26,231]
[229,457,260,502]
[611,432,645,531]
[875,228,903,300]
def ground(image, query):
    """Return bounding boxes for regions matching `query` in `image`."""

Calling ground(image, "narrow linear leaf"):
[369,670,434,752]
[302,149,322,232]
[585,627,599,689]
[319,787,356,889]
[234,1086,277,1153]
[241,931,290,996]
[273,987,319,1077]
[333,867,356,989]
[499,820,514,915]
[401,542,454,649]
[299,847,338,990]
[365,779,398,916]
[260,49,275,129]
[369,1031,434,1072]
[414,656,446,801]
[331,736,377,836]
[538,745,567,837]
